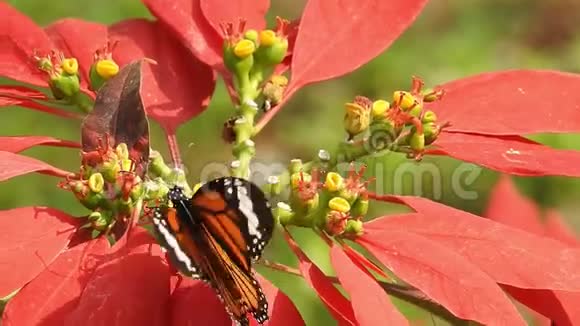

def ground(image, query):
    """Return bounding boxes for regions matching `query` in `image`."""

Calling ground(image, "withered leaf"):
[81,60,150,176]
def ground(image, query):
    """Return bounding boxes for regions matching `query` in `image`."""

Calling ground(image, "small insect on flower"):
[152,177,275,326]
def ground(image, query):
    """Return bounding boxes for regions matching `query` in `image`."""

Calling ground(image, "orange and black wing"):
[152,177,274,325]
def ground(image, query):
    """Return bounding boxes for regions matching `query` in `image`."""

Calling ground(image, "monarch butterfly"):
[152,177,275,326]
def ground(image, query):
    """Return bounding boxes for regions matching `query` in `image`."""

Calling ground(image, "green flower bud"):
[100,159,120,183]
[351,198,369,218]
[88,173,105,193]
[325,172,344,192]
[328,197,351,213]
[344,219,364,236]
[424,122,440,145]
[244,29,259,44]
[50,73,80,99]
[273,202,294,225]
[90,211,109,231]
[289,159,303,174]
[254,29,288,66]
[89,59,119,90]
[409,131,425,152]
[422,110,438,123]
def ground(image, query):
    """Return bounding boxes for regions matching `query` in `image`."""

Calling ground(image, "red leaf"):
[2,238,110,326]
[503,286,580,326]
[65,228,170,326]
[0,96,80,119]
[430,70,580,135]
[110,19,216,132]
[369,196,580,292]
[0,151,72,181]
[255,274,304,326]
[200,0,269,35]
[544,210,579,247]
[284,232,357,325]
[45,19,108,90]
[0,2,51,86]
[430,132,580,176]
[358,229,525,325]
[330,244,408,326]
[0,136,79,153]
[0,207,77,298]
[484,175,546,234]
[0,85,47,99]
[287,0,427,93]
[141,0,223,67]
[170,277,231,326]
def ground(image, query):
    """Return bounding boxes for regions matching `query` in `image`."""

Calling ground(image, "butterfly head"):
[168,185,188,204]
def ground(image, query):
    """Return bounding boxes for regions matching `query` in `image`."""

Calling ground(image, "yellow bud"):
[372,100,389,118]
[120,158,133,172]
[116,143,129,160]
[393,91,417,111]
[233,39,256,58]
[344,102,371,137]
[291,172,311,188]
[244,29,259,42]
[328,197,351,213]
[325,172,344,192]
[422,110,437,123]
[270,74,288,87]
[259,29,277,47]
[89,173,105,193]
[95,59,119,79]
[61,58,78,75]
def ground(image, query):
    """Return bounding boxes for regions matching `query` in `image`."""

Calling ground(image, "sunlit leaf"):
[0,207,78,298]
[330,244,408,326]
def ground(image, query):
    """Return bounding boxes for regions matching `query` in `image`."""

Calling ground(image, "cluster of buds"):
[274,161,371,237]
[222,17,290,102]
[33,43,120,106]
[343,76,447,160]
[59,137,147,237]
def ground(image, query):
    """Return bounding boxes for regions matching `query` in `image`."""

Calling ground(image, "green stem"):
[70,92,94,113]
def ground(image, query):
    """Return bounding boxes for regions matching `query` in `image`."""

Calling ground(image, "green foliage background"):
[2,0,580,324]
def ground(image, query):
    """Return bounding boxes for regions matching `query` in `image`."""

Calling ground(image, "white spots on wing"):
[152,215,196,273]
[237,184,261,239]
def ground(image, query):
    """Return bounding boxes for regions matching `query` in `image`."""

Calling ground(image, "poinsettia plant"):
[1,0,580,325]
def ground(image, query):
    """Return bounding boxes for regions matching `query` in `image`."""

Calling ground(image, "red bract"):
[0,136,79,153]
[0,207,78,298]
[485,176,580,325]
[0,151,72,181]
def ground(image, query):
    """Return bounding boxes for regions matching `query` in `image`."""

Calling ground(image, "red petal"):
[484,175,545,234]
[170,277,231,326]
[284,232,357,325]
[287,0,427,93]
[0,207,77,297]
[0,85,47,99]
[109,19,216,132]
[65,228,170,326]
[330,244,408,326]
[370,196,580,291]
[2,238,109,326]
[0,2,51,86]
[0,96,80,119]
[141,0,223,67]
[0,150,72,181]
[200,0,269,34]
[544,210,579,247]
[256,274,304,326]
[358,229,525,325]
[430,70,580,135]
[430,132,580,176]
[504,287,580,326]
[0,136,79,153]
[45,19,107,89]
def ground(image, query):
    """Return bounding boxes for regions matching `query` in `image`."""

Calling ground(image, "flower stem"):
[231,96,258,179]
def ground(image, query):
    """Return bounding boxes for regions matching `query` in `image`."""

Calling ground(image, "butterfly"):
[152,177,275,326]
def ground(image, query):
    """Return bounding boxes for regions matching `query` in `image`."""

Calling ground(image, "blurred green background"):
[2,0,580,324]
